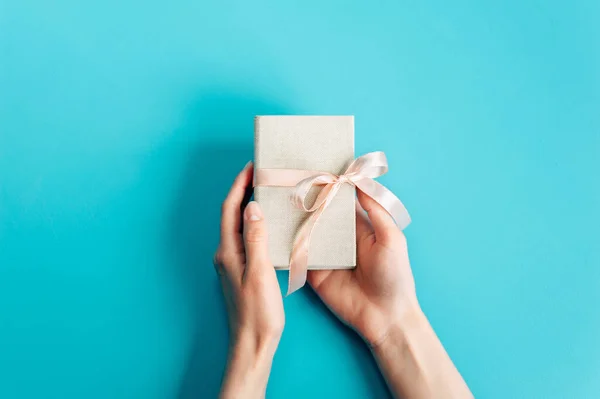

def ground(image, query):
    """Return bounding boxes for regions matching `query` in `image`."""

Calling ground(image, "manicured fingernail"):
[244,201,263,221]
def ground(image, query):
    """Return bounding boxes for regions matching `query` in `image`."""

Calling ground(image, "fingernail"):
[243,161,253,170]
[244,201,263,221]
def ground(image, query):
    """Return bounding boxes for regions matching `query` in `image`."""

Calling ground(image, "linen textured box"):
[254,116,356,270]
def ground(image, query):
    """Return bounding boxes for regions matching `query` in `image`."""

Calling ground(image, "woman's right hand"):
[307,190,419,347]
[308,191,472,399]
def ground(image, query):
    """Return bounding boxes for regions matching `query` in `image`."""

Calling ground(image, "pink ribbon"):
[254,151,411,295]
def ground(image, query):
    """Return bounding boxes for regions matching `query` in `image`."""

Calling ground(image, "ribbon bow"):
[254,151,410,295]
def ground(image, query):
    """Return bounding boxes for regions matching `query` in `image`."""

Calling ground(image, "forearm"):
[371,306,472,399]
[219,334,276,399]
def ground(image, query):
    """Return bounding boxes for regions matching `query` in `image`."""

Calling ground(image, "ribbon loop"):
[254,151,411,295]
[292,173,338,212]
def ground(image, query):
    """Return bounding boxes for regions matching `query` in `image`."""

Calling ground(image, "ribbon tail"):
[354,178,411,230]
[286,207,324,295]
[287,181,342,295]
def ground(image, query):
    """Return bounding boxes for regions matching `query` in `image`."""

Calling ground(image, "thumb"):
[243,201,271,270]
[357,190,400,244]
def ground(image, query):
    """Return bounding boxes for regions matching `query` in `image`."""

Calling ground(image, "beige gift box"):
[254,115,356,270]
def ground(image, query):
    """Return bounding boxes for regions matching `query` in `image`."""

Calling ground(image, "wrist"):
[362,297,424,349]
[220,328,279,399]
[232,326,280,363]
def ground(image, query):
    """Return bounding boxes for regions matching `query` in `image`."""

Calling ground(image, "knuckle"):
[265,317,285,337]
[244,226,265,243]
[213,250,223,265]
[395,231,407,246]
[385,226,403,241]
[213,252,225,274]
[214,249,237,267]
[220,252,237,266]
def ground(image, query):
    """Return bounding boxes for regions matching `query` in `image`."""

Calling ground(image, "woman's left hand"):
[214,161,285,399]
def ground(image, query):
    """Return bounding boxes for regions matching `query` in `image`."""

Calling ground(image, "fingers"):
[355,198,374,243]
[216,161,253,281]
[307,269,353,314]
[220,162,254,256]
[243,201,271,277]
[307,269,334,290]
[357,190,399,244]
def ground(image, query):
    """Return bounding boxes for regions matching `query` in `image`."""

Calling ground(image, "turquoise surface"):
[1,1,599,398]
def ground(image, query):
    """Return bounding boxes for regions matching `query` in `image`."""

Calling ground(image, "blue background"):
[1,1,599,398]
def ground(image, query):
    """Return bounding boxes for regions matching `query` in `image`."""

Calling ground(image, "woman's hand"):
[308,191,472,399]
[307,190,418,347]
[214,162,284,399]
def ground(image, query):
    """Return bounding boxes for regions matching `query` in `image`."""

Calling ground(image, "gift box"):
[254,115,356,270]
[253,115,411,294]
